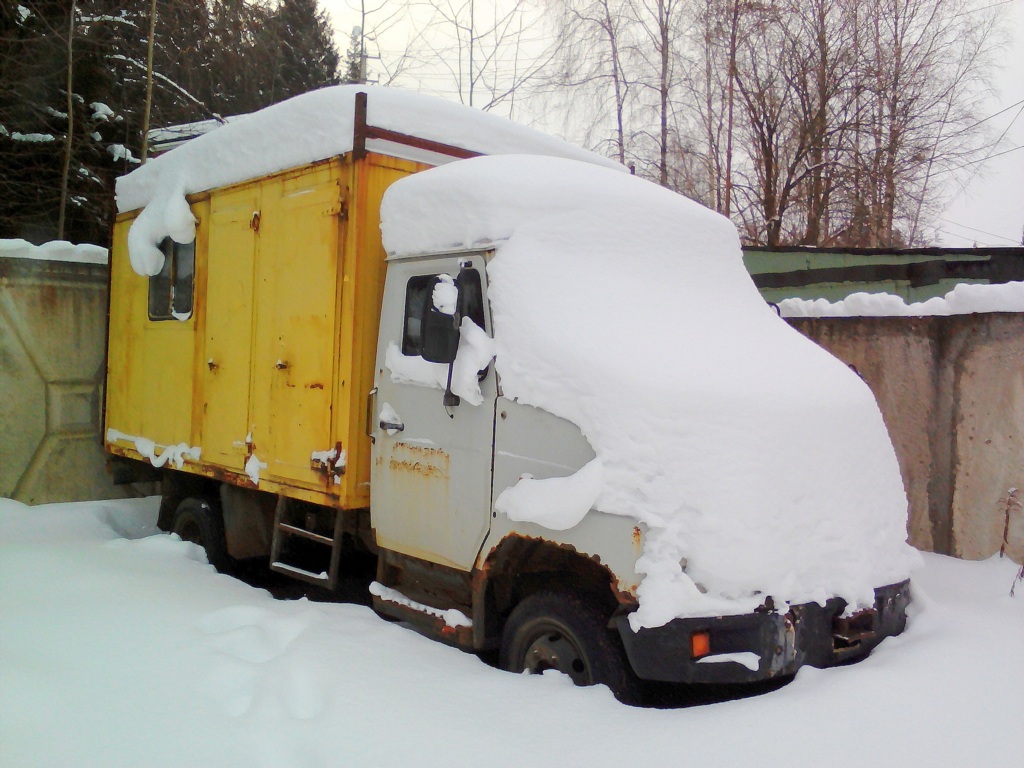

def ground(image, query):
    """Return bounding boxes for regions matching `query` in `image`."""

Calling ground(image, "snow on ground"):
[1,497,1020,767]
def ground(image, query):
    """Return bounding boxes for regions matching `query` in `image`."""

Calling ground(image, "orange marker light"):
[691,631,711,659]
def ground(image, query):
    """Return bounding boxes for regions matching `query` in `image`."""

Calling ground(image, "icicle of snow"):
[432,274,458,315]
[377,403,403,436]
[494,458,604,531]
[449,317,496,406]
[105,429,200,469]
[126,176,196,277]
[244,454,266,486]
[383,318,495,406]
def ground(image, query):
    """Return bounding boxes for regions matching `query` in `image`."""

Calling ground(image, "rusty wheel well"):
[477,536,619,650]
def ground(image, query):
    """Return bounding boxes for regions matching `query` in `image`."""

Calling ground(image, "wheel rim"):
[520,621,592,686]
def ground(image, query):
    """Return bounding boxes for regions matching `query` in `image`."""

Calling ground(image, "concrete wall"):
[789,314,1024,563]
[0,256,128,503]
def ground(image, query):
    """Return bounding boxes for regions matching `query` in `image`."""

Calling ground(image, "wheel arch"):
[156,471,222,532]
[473,534,629,652]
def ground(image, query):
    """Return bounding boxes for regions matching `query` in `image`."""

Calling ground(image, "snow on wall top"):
[382,155,919,628]
[779,281,1024,317]
[115,85,621,214]
[0,238,108,265]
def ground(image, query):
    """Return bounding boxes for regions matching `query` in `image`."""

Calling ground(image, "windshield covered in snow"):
[382,155,919,628]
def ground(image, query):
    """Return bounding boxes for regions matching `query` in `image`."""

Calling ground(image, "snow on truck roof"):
[119,85,622,277]
[382,155,919,627]
[115,85,621,214]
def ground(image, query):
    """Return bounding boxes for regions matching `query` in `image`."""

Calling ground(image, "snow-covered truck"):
[105,86,916,701]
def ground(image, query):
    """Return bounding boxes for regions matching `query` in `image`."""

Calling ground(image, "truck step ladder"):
[269,496,343,590]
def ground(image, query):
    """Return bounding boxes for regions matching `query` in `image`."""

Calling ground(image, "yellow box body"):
[105,152,430,509]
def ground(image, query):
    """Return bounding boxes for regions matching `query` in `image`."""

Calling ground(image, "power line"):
[954,0,1016,16]
[935,102,1024,182]
[940,218,1021,245]
[936,227,1022,247]
[965,98,1024,131]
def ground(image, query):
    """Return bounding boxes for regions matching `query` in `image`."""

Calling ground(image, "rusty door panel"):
[251,169,343,487]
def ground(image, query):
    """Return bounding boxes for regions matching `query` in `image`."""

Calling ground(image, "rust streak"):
[388,458,447,479]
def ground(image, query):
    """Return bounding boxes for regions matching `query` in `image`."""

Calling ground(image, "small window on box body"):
[402,269,485,356]
[148,237,195,320]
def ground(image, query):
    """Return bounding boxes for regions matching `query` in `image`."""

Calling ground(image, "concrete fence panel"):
[789,314,1024,563]
[0,257,125,503]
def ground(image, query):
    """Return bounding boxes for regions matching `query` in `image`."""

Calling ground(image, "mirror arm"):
[443,309,461,408]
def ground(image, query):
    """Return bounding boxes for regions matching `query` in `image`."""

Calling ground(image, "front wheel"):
[499,591,639,702]
[171,497,231,573]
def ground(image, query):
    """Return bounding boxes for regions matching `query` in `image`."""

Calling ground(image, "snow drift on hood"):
[115,85,621,276]
[381,155,919,628]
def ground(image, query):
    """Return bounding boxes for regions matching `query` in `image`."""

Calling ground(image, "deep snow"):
[381,155,918,627]
[0,497,1020,767]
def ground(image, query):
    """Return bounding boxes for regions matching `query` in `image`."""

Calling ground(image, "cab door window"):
[401,268,485,356]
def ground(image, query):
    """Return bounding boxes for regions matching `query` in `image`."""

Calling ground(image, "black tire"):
[171,497,232,573]
[499,591,639,702]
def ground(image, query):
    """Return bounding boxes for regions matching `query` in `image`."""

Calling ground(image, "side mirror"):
[420,275,460,364]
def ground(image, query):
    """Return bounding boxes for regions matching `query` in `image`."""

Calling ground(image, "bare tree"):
[625,0,686,185]
[669,0,1001,246]
[849,0,999,246]
[390,0,553,117]
[541,0,633,164]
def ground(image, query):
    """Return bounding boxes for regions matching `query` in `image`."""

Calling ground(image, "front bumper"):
[614,580,911,684]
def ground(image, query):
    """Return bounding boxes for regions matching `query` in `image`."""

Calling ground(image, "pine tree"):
[267,0,341,101]
[1,0,345,247]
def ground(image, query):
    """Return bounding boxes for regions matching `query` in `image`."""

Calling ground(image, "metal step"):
[269,496,344,590]
[269,560,330,584]
[277,522,334,546]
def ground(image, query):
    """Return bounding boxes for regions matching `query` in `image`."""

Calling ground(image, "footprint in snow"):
[199,604,310,663]
[197,604,327,719]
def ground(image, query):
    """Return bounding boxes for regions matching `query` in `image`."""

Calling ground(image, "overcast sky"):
[322,0,1024,248]
[937,0,1024,247]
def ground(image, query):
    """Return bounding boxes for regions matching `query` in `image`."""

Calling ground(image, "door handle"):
[379,419,405,433]
[366,388,377,439]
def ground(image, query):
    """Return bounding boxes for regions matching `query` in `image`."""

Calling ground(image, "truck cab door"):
[370,253,495,572]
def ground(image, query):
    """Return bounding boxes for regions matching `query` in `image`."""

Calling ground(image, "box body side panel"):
[106,154,428,510]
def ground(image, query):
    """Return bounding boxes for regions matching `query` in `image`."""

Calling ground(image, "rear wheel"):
[171,497,231,573]
[499,591,639,702]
